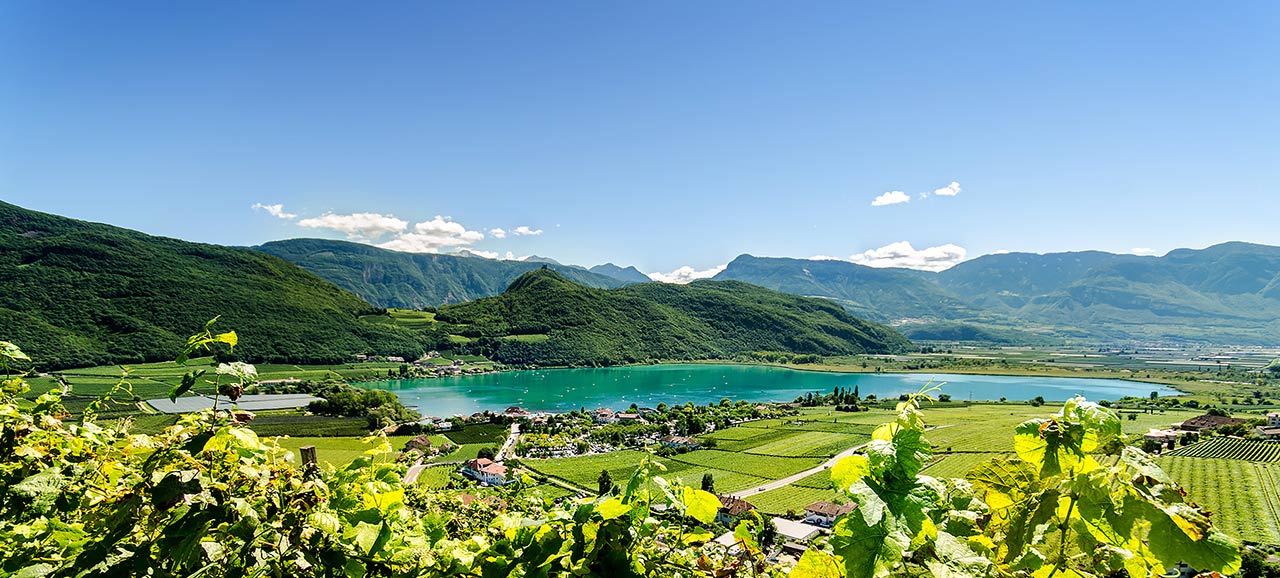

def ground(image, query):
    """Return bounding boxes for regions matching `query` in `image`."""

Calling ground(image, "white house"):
[460,458,510,486]
[803,501,856,527]
[1268,412,1280,428]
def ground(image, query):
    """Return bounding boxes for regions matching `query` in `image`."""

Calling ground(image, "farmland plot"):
[1163,437,1280,463]
[744,431,866,458]
[668,450,823,478]
[1158,456,1280,545]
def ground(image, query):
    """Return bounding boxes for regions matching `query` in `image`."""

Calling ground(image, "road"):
[497,422,520,461]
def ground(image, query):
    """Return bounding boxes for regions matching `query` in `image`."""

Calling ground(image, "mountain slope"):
[433,268,913,365]
[0,202,426,369]
[712,255,974,323]
[255,238,626,308]
[589,263,652,284]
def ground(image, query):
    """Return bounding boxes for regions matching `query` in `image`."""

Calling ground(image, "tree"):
[1267,358,1280,375]
[598,469,613,495]
[701,473,715,493]
[477,446,496,460]
[1030,395,1045,407]
[1149,390,1159,401]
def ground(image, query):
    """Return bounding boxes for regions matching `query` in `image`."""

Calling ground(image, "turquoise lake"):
[364,364,1179,417]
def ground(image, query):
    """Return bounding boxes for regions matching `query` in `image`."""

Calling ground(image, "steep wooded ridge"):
[714,244,1280,343]
[255,238,630,308]
[434,268,913,365]
[0,201,425,368]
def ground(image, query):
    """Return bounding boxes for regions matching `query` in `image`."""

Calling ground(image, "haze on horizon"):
[2,2,1277,280]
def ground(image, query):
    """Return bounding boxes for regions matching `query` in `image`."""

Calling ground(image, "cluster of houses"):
[1142,411,1280,448]
[592,407,657,424]
[710,495,858,559]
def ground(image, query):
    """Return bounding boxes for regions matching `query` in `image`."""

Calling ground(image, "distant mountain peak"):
[588,263,651,284]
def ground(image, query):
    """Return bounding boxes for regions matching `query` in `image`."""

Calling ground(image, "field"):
[921,452,1010,478]
[413,466,460,490]
[1163,437,1280,462]
[444,423,508,446]
[1158,456,1280,545]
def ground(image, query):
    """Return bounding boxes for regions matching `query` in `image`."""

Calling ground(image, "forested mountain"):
[714,244,1280,344]
[0,202,426,369]
[255,238,626,308]
[588,263,652,284]
[434,268,913,365]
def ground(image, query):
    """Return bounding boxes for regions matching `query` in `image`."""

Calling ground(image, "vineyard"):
[1163,436,1280,462]
[1158,456,1280,545]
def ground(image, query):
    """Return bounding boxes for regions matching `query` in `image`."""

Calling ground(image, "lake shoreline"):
[354,357,1191,397]
[361,362,1181,416]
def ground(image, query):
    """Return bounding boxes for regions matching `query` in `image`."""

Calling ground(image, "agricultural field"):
[412,466,460,490]
[245,412,371,437]
[523,450,773,495]
[1158,456,1280,545]
[921,452,1010,478]
[428,443,489,464]
[443,423,508,446]
[666,450,823,478]
[749,485,843,516]
[1163,437,1280,462]
[743,431,866,458]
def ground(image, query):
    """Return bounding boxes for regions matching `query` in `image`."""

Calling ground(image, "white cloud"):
[647,264,728,284]
[808,255,843,261]
[849,241,968,272]
[376,215,484,253]
[297,212,408,239]
[933,181,962,196]
[459,248,500,259]
[504,251,531,261]
[871,191,911,207]
[1130,247,1158,256]
[251,203,297,220]
[991,249,1012,255]
[513,225,543,236]
[489,228,507,239]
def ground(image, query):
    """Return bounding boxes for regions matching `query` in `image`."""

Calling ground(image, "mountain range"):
[0,202,909,368]
[259,239,1280,345]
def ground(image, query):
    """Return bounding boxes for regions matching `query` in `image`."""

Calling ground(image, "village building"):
[803,501,857,527]
[1257,427,1280,441]
[716,495,756,526]
[593,408,618,424]
[1177,413,1247,432]
[386,356,405,363]
[461,458,510,486]
[773,516,822,542]
[1268,412,1280,428]
[615,412,644,423]
[659,435,701,450]
[1143,429,1183,447]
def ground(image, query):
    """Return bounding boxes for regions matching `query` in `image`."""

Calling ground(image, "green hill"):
[255,238,627,308]
[0,201,427,369]
[432,268,913,366]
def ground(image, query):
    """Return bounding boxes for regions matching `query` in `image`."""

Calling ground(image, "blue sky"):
[2,2,1277,279]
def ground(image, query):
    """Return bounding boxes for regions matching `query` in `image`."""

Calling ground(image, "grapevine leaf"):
[791,549,842,578]
[214,330,238,349]
[831,454,872,492]
[597,497,632,520]
[1,341,31,362]
[682,487,720,524]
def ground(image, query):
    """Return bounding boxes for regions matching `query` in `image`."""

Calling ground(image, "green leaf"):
[831,454,872,491]
[597,497,632,520]
[168,370,203,402]
[790,550,842,578]
[682,487,721,524]
[1,341,31,363]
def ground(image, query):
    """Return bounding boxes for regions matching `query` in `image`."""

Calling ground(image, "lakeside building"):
[461,458,510,486]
